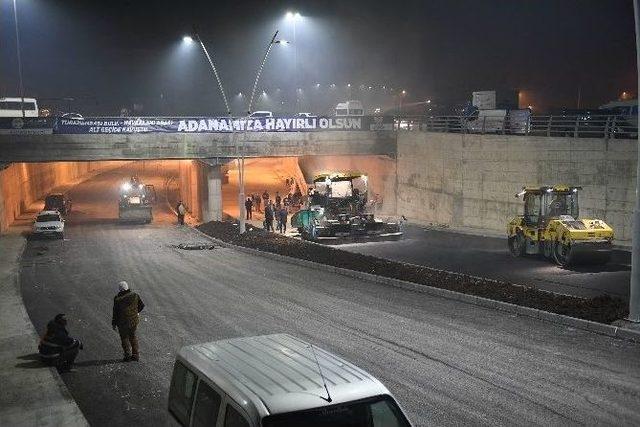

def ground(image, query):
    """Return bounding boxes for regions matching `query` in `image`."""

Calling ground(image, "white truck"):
[335,100,364,116]
[0,97,39,117]
[465,108,531,134]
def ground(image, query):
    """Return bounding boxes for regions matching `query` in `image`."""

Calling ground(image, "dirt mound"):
[197,221,627,324]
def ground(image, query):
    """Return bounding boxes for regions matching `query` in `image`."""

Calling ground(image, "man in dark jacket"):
[264,202,274,232]
[38,313,83,372]
[245,197,253,220]
[277,206,288,233]
[112,281,145,362]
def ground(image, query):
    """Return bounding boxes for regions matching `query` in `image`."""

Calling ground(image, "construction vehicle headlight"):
[138,184,144,189]
[122,183,132,191]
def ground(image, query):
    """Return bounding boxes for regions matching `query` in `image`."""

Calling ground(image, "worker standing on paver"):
[112,281,145,362]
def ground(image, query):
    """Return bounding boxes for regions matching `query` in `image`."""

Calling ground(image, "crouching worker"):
[112,281,145,362]
[38,313,83,372]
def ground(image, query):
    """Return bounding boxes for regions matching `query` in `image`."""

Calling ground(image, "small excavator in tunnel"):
[118,176,154,223]
[291,172,403,242]
[507,185,613,266]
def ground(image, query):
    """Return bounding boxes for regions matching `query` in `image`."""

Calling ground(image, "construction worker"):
[278,206,288,233]
[176,201,186,225]
[245,197,253,220]
[38,313,83,372]
[112,281,145,362]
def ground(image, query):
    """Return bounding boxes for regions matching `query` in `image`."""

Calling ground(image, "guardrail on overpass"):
[395,114,638,138]
[0,116,397,162]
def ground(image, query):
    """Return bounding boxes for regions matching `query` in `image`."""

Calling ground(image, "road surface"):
[17,164,640,426]
[335,224,631,300]
[222,158,631,300]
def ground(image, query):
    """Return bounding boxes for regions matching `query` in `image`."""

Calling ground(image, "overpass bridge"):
[0,116,397,162]
[0,131,396,162]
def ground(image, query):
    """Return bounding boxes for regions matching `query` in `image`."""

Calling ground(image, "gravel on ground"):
[197,221,627,324]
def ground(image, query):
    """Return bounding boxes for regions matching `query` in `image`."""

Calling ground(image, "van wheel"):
[57,232,64,240]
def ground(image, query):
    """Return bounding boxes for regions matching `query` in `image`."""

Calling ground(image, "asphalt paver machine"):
[291,172,403,242]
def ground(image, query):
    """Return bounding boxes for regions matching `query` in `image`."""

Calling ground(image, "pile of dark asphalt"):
[197,221,627,324]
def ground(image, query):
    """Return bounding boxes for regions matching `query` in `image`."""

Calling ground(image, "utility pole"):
[13,0,25,118]
[576,87,581,110]
[629,0,640,322]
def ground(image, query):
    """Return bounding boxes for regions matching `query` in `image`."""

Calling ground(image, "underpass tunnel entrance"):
[175,155,397,227]
[0,160,187,232]
[174,155,397,227]
[0,155,398,233]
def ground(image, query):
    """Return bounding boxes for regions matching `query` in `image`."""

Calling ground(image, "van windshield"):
[262,395,410,427]
[37,214,60,222]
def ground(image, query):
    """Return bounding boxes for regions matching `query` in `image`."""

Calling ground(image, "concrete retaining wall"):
[397,132,637,243]
[0,161,125,233]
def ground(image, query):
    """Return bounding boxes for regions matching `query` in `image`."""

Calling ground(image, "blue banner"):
[51,116,394,134]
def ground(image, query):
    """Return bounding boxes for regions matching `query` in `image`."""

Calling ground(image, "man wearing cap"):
[112,281,145,362]
[38,313,83,372]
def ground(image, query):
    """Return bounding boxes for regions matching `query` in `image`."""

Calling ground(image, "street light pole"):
[294,18,298,112]
[193,32,230,115]
[242,30,283,235]
[629,0,640,322]
[187,32,233,228]
[12,0,25,118]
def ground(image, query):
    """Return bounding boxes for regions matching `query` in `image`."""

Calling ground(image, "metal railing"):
[394,114,638,139]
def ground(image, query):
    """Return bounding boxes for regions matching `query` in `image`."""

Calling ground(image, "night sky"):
[0,0,636,115]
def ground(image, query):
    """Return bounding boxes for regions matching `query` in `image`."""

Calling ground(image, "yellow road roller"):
[507,185,613,266]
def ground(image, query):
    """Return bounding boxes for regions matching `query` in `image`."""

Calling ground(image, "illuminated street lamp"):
[398,90,407,115]
[182,31,230,114]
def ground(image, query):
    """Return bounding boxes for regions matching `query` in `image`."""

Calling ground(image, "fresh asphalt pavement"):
[18,164,640,426]
[335,225,632,300]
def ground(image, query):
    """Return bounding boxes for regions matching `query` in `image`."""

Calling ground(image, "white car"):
[33,210,64,239]
[248,111,273,118]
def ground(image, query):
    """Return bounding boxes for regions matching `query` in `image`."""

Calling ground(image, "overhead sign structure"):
[472,91,497,110]
[48,116,394,134]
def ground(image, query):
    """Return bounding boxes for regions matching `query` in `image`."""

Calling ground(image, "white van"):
[0,97,39,118]
[168,334,412,427]
[465,108,531,134]
[249,111,273,118]
[335,100,364,116]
